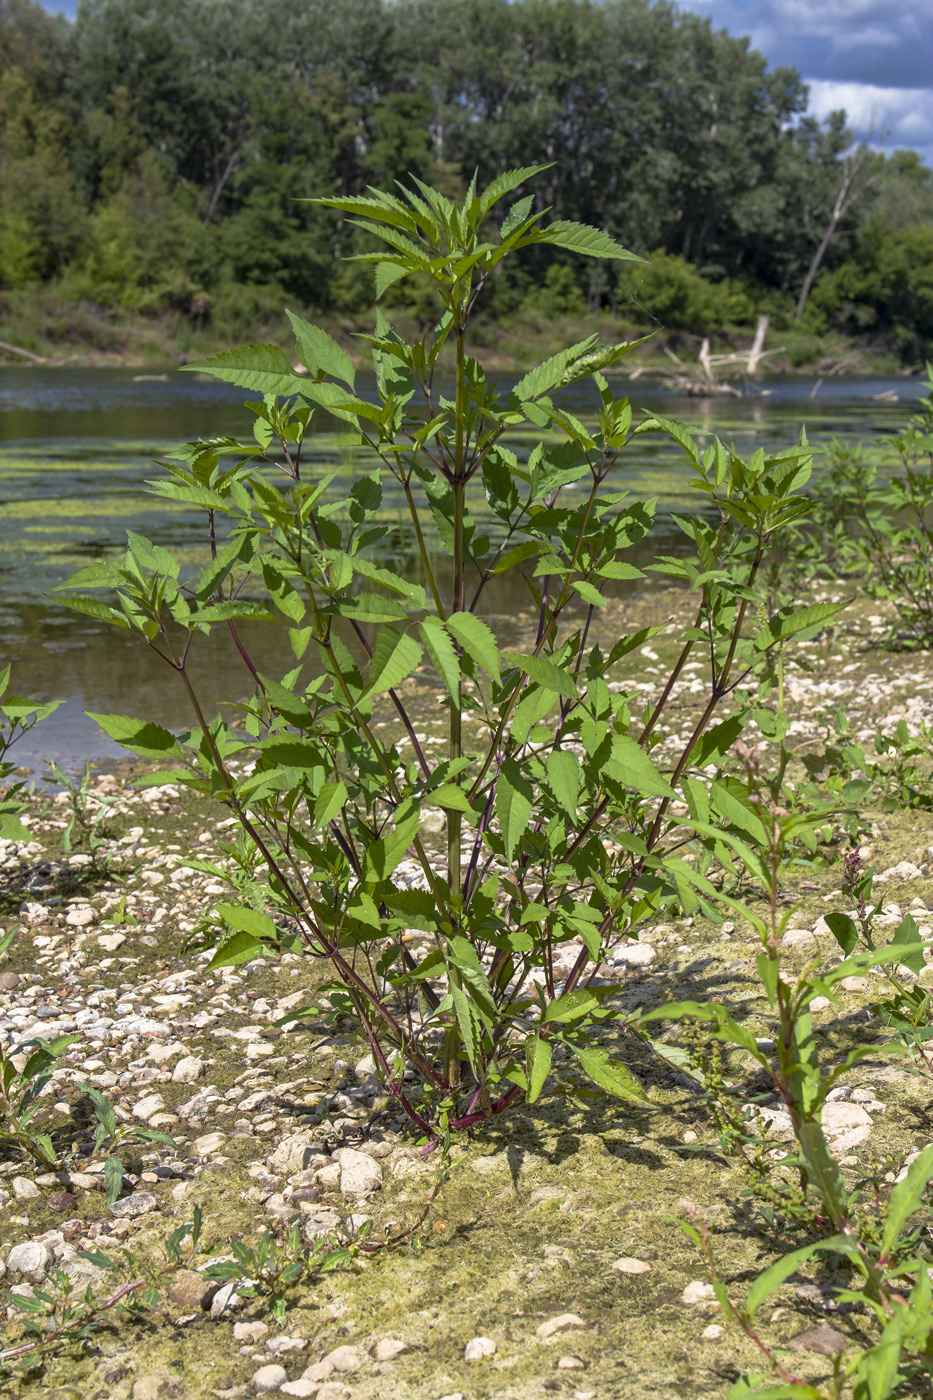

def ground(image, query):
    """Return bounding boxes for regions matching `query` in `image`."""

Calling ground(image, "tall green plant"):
[61,170,835,1141]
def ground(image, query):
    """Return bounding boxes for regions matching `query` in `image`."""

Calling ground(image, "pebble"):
[211,1279,243,1318]
[97,931,126,950]
[558,1355,585,1368]
[611,1258,652,1274]
[11,1176,39,1200]
[268,1131,318,1176]
[781,929,814,948]
[190,1131,226,1157]
[681,1281,716,1306]
[373,1337,407,1360]
[787,1325,848,1357]
[133,1093,165,1121]
[131,1376,174,1400]
[322,1345,363,1373]
[266,1335,308,1355]
[464,1336,497,1360]
[6,1240,50,1279]
[47,1191,78,1212]
[332,1147,382,1197]
[537,1313,586,1338]
[172,1055,204,1084]
[701,1325,725,1341]
[0,971,21,990]
[167,1268,215,1311]
[110,1191,157,1218]
[235,1321,271,1343]
[253,1364,288,1393]
[612,942,656,968]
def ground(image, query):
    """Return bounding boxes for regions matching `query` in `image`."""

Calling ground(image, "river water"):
[0,364,923,773]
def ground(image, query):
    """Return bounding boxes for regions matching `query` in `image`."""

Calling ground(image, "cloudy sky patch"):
[676,0,933,163]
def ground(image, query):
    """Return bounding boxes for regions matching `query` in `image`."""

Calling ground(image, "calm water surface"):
[0,365,923,773]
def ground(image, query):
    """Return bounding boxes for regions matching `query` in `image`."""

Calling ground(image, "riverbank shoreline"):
[0,291,914,381]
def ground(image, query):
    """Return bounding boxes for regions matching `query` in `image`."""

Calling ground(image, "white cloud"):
[677,0,933,87]
[805,80,933,163]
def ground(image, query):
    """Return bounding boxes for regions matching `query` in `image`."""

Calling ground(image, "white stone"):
[268,1132,319,1176]
[464,1336,497,1361]
[190,1131,226,1157]
[6,1241,51,1279]
[280,1383,317,1399]
[11,1176,39,1200]
[65,905,95,927]
[840,976,869,993]
[234,1321,270,1343]
[613,943,656,968]
[109,1191,157,1218]
[172,1056,204,1084]
[822,1100,873,1153]
[373,1337,407,1361]
[322,1345,363,1373]
[611,1257,651,1274]
[681,1281,716,1306]
[537,1313,586,1338]
[210,1279,243,1317]
[97,932,126,951]
[332,1147,382,1197]
[133,1093,165,1121]
[877,862,923,884]
[702,1325,725,1341]
[781,929,815,948]
[253,1364,287,1394]
[266,1337,307,1357]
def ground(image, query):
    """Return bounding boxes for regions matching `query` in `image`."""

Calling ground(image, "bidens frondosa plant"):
[61,168,836,1142]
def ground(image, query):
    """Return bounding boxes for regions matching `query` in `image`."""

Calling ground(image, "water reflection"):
[0,365,922,771]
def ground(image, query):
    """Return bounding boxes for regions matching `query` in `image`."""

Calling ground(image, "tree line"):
[1,0,931,358]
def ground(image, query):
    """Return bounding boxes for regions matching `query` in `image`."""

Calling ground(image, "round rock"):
[464,1336,497,1361]
[6,1240,51,1279]
[611,1257,651,1274]
[253,1364,288,1394]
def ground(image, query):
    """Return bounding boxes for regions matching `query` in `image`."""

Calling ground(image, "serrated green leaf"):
[503,651,577,702]
[445,611,501,684]
[362,627,422,699]
[497,758,533,862]
[206,929,265,970]
[87,713,183,762]
[547,749,580,817]
[606,734,676,799]
[537,220,641,262]
[182,344,306,397]
[420,616,461,704]
[286,310,355,387]
[755,602,843,652]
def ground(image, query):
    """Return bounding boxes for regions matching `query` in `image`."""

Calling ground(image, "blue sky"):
[38,0,933,165]
[676,0,933,165]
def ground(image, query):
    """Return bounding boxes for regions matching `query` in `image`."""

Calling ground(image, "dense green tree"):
[0,0,928,355]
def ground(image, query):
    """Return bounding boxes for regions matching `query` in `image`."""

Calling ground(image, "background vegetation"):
[1,0,932,366]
